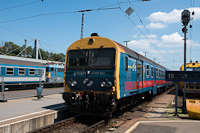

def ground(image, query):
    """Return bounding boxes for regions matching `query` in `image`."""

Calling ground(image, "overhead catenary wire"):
[16,40,35,56]
[117,0,173,67]
[0,1,145,55]
[127,0,173,64]
[0,0,41,12]
[0,7,120,24]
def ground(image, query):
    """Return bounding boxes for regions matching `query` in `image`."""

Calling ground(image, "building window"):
[29,69,35,75]
[18,68,25,75]
[6,68,14,75]
[146,65,149,78]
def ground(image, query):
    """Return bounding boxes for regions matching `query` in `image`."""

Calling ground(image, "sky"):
[0,0,200,70]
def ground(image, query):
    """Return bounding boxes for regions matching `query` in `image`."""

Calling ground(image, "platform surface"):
[0,93,65,121]
[114,87,200,133]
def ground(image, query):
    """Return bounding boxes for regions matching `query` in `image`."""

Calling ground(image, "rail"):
[80,119,106,133]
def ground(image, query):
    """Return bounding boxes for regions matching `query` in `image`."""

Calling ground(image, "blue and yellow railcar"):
[180,62,200,89]
[62,33,171,117]
[45,62,64,85]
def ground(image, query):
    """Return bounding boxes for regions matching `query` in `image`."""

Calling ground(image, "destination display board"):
[166,71,200,82]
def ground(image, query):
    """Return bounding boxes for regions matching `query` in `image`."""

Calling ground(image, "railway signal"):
[181,9,191,114]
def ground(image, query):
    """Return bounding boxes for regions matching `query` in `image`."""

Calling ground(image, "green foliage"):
[1,41,65,62]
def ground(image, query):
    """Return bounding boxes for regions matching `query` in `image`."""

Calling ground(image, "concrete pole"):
[143,52,148,57]
[24,39,27,58]
[80,13,84,39]
[124,40,130,47]
[34,39,38,59]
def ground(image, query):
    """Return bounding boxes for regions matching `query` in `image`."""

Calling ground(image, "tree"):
[1,41,65,62]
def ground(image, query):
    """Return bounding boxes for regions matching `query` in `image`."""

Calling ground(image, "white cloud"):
[136,25,144,28]
[128,32,200,58]
[147,7,200,24]
[146,23,167,29]
[129,39,152,50]
[158,32,200,47]
[158,32,183,47]
[141,34,157,38]
[147,9,182,23]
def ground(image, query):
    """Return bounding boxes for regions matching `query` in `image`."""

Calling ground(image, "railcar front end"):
[63,34,122,117]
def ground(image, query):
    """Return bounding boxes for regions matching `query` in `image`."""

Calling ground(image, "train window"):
[51,68,54,71]
[18,68,25,75]
[151,66,153,78]
[92,48,115,67]
[42,69,45,75]
[146,65,149,78]
[46,67,50,72]
[159,69,161,78]
[156,68,158,78]
[29,69,35,75]
[137,64,141,75]
[58,68,64,72]
[6,68,14,75]
[38,69,41,76]
[67,48,115,69]
[68,50,88,67]
[125,57,128,71]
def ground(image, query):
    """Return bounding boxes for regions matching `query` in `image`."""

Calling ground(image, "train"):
[62,33,173,117]
[180,61,200,89]
[0,54,64,89]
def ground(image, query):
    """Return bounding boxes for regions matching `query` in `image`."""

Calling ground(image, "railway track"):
[28,87,174,133]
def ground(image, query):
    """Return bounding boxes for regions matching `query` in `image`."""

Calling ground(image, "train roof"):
[0,55,64,67]
[115,42,165,69]
[67,34,165,69]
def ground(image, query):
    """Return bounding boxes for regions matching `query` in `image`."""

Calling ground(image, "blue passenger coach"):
[0,55,45,83]
[0,55,65,88]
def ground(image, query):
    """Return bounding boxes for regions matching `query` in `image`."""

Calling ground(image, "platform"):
[0,93,68,133]
[113,87,200,133]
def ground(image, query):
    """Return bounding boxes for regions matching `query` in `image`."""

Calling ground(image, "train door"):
[153,67,157,95]
[137,60,143,91]
[54,68,57,82]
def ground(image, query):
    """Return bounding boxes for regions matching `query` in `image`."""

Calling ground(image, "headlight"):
[106,81,112,87]
[71,81,77,87]
[67,80,77,87]
[100,81,106,87]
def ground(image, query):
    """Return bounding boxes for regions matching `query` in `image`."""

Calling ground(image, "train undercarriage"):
[63,92,117,117]
[62,88,166,117]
